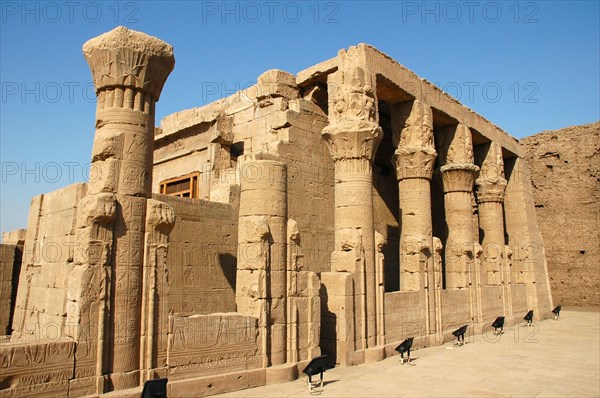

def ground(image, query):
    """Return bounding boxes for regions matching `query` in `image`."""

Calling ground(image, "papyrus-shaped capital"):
[83,26,175,101]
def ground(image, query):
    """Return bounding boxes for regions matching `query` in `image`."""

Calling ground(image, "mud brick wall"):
[521,122,600,306]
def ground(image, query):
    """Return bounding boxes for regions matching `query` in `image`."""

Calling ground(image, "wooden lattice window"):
[159,172,199,198]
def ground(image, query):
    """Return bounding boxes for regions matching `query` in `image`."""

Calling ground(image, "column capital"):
[392,99,437,180]
[476,183,507,203]
[322,122,383,165]
[83,26,175,101]
[441,163,479,193]
[393,146,437,180]
[476,142,507,203]
[323,65,382,166]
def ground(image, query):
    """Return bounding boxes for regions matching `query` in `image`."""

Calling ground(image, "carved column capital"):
[476,182,507,203]
[441,163,479,193]
[323,58,383,171]
[393,146,437,180]
[476,142,507,202]
[322,123,383,165]
[83,26,175,101]
[392,99,437,181]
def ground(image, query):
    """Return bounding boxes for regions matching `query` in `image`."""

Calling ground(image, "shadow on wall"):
[384,225,400,292]
[319,283,338,365]
[218,253,237,291]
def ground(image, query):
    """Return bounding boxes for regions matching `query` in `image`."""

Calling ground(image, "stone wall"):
[156,71,335,275]
[0,244,21,336]
[11,183,86,340]
[520,122,600,306]
[276,99,334,275]
[156,193,239,315]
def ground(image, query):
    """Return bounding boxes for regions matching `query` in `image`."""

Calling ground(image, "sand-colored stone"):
[1,32,554,398]
[521,122,600,307]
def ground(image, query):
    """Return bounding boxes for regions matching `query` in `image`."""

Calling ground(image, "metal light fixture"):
[302,354,334,391]
[524,310,534,327]
[552,305,561,320]
[141,378,167,398]
[491,316,505,335]
[395,337,415,365]
[452,325,468,346]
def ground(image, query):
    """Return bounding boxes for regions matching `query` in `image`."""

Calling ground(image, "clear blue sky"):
[1,0,599,235]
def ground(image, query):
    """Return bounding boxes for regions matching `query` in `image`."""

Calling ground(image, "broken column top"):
[83,26,175,100]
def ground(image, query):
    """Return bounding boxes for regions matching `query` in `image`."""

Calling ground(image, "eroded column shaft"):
[444,190,475,287]
[335,159,377,347]
[398,177,432,291]
[479,200,506,280]
[236,159,287,366]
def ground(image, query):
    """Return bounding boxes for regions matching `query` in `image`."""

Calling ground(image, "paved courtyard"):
[217,309,600,397]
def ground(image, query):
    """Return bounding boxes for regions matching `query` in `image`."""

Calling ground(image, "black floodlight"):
[552,305,561,320]
[302,354,333,391]
[141,378,167,398]
[395,337,414,364]
[524,310,534,327]
[491,316,505,335]
[452,325,468,346]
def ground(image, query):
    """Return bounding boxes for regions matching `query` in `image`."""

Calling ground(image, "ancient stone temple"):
[0,27,554,397]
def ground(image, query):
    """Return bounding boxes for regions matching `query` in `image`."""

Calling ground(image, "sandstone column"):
[236,158,288,366]
[375,232,386,347]
[476,142,507,286]
[83,27,174,390]
[440,124,479,289]
[68,193,116,394]
[322,60,382,354]
[392,100,437,292]
[141,200,174,381]
[433,237,444,343]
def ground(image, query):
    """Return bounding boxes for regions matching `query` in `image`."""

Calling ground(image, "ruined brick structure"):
[521,122,600,307]
[0,28,554,397]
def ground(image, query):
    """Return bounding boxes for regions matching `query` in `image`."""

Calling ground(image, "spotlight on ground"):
[141,378,167,398]
[524,310,534,327]
[452,325,468,346]
[552,305,561,320]
[491,316,505,335]
[302,354,334,391]
[395,337,414,365]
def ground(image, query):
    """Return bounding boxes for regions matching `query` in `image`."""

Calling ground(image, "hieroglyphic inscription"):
[167,314,261,377]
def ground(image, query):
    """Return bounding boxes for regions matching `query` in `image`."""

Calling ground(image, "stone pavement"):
[217,309,600,397]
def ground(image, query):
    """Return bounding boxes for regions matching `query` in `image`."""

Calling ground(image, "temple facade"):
[0,28,553,397]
